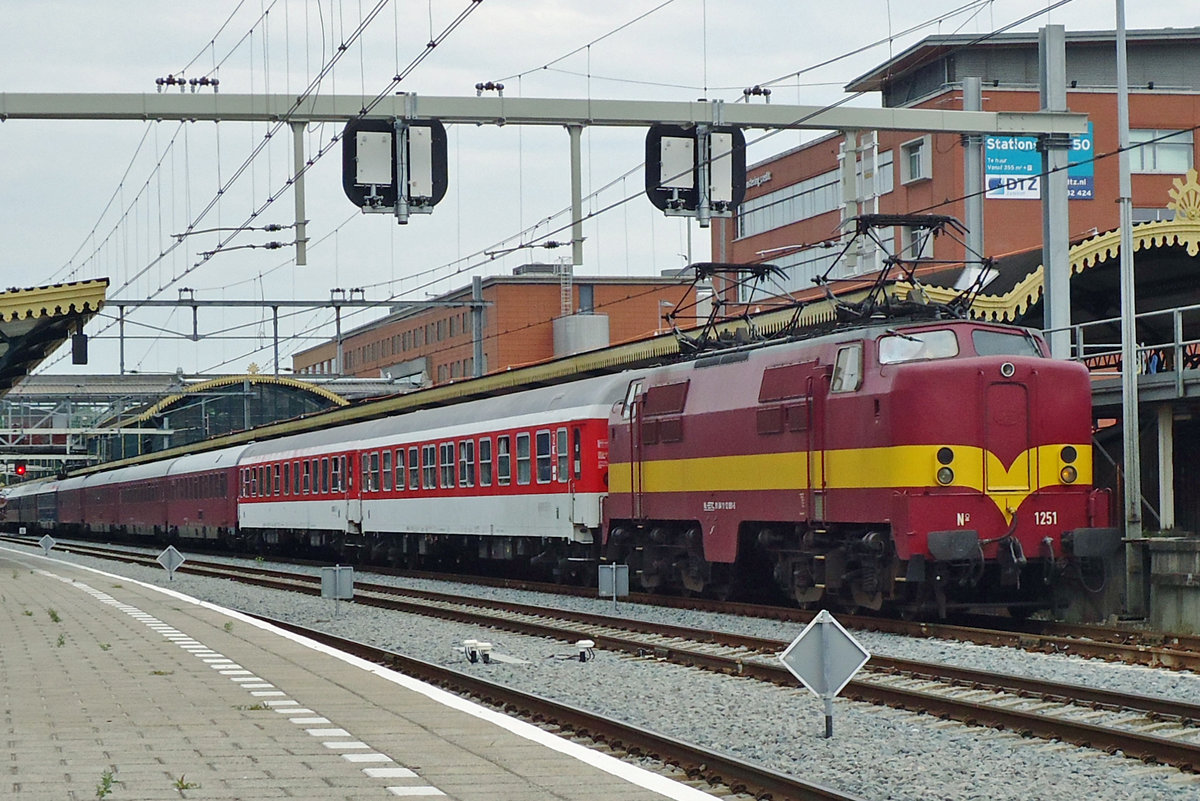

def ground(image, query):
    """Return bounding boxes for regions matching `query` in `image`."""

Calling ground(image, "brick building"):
[717,28,1200,297]
[292,268,702,384]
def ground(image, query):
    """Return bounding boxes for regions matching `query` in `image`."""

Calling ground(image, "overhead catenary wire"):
[46,1,1086,376]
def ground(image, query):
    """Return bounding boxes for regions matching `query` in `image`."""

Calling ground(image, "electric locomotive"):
[604,318,1117,616]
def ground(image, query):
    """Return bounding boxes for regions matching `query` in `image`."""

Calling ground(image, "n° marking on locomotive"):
[956,512,970,527]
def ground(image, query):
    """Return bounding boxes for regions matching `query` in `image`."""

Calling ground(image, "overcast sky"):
[0,1,1193,377]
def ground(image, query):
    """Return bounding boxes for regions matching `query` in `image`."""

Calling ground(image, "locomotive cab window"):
[830,343,863,393]
[972,329,1044,358]
[622,379,643,418]
[878,329,959,364]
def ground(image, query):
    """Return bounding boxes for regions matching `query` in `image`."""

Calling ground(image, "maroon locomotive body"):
[605,318,1116,615]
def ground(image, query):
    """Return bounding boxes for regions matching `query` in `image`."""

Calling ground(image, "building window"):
[1131,129,1193,174]
[736,151,893,238]
[900,136,931,183]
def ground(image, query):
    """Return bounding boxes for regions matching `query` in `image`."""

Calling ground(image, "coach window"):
[394,449,405,492]
[250,467,258,497]
[329,457,340,492]
[830,343,863,393]
[497,435,511,485]
[302,460,312,494]
[361,453,371,492]
[478,438,493,487]
[366,451,378,492]
[535,430,553,483]
[459,439,475,487]
[273,464,281,495]
[241,469,250,498]
[517,432,533,485]
[293,461,301,494]
[382,450,393,492]
[556,428,568,482]
[422,444,437,488]
[321,457,331,494]
[283,463,291,496]
[408,446,420,490]
[440,442,456,488]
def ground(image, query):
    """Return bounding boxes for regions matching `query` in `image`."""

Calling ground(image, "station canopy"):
[0,279,108,396]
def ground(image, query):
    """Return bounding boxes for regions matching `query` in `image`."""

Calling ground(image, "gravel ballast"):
[9,542,1200,801]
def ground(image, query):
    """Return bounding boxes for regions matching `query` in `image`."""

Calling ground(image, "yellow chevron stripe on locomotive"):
[608,442,1092,523]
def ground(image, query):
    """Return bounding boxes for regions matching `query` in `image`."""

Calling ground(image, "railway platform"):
[0,547,718,800]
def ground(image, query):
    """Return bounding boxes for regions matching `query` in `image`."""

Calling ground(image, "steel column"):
[1039,25,1071,359]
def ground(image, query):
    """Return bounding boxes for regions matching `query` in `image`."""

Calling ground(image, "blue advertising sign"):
[985,123,1093,200]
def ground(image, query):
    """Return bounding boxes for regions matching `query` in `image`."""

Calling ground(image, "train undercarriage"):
[602,518,1113,618]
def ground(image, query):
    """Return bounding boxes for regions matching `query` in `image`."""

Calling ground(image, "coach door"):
[345,453,363,533]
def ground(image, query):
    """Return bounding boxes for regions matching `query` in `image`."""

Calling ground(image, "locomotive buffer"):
[779,611,871,739]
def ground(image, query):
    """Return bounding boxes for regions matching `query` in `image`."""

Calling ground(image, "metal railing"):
[1046,301,1200,397]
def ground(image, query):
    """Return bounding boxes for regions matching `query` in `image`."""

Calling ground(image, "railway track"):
[15,534,1200,671]
[11,535,1200,775]
[249,614,862,801]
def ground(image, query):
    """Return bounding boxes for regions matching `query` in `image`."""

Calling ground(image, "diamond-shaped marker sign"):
[156,546,186,581]
[779,609,870,738]
[38,534,56,555]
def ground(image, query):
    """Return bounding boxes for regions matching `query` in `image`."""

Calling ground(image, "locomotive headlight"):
[1061,445,1078,463]
[936,447,954,465]
[936,467,955,485]
[1000,362,1016,378]
[1060,465,1078,484]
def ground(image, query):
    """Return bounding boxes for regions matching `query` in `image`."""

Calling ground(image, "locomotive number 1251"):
[1033,510,1058,526]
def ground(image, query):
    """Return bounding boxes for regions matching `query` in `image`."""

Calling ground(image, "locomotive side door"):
[807,370,830,522]
[624,379,646,520]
